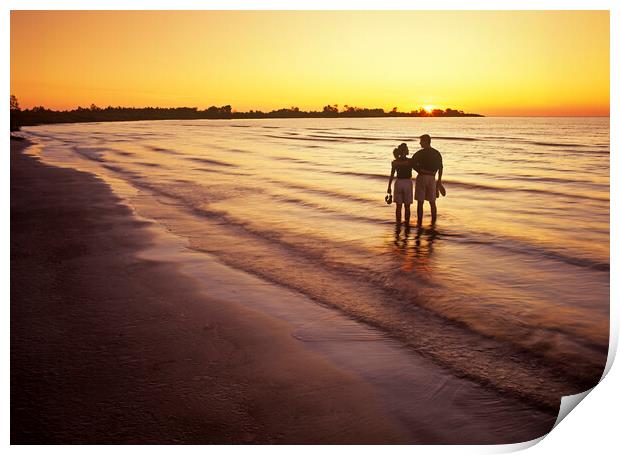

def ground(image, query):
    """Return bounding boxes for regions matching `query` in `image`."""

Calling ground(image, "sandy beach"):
[11,138,413,444]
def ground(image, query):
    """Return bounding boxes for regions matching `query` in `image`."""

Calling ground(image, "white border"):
[4,1,617,453]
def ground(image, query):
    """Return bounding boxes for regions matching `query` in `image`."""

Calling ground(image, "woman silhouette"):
[386,143,414,225]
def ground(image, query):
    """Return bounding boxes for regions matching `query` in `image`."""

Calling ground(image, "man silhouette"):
[411,134,443,226]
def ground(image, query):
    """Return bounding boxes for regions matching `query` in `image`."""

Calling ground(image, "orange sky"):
[10,10,609,116]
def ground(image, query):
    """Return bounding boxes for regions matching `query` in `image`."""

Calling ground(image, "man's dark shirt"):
[411,147,443,174]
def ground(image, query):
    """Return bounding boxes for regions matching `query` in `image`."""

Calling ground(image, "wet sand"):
[10,139,408,444]
[11,138,556,444]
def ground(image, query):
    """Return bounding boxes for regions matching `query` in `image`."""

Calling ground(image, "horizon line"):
[10,105,611,118]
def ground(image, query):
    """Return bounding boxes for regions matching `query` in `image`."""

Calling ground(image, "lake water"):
[22,116,609,412]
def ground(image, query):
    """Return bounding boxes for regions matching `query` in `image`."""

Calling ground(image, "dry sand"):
[10,139,409,444]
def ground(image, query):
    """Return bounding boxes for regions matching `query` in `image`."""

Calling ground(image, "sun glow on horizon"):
[10,11,609,116]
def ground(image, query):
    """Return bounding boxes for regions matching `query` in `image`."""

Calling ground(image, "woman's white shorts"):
[394,178,413,204]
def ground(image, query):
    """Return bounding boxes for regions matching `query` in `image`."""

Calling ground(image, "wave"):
[529,140,587,148]
[145,145,182,155]
[306,127,366,131]
[266,192,390,225]
[206,143,255,154]
[260,130,609,157]
[268,132,605,150]
[434,136,481,142]
[263,128,607,151]
[482,136,608,152]
[319,169,608,203]
[442,137,606,151]
[73,147,108,162]
[265,134,344,143]
[264,177,377,205]
[308,134,383,141]
[453,230,609,272]
[493,174,585,184]
[186,156,236,167]
[111,150,134,157]
[269,156,330,167]
[303,133,483,142]
[101,164,140,177]
[191,167,243,176]
[444,179,609,203]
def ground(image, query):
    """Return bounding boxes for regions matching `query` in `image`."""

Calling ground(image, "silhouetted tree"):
[221,105,232,118]
[10,95,19,111]
[10,95,20,131]
[322,105,339,116]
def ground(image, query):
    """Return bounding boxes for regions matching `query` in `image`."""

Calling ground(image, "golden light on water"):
[10,10,609,116]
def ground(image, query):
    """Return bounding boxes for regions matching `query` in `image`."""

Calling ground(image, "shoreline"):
[10,139,409,444]
[11,138,556,444]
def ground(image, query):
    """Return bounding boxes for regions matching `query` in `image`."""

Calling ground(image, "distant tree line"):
[9,96,482,129]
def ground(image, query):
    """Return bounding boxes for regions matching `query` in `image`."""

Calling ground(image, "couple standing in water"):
[386,134,444,226]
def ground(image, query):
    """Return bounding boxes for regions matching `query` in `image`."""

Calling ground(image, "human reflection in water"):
[392,224,440,273]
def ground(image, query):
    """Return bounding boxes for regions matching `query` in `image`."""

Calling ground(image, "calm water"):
[22,117,609,411]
